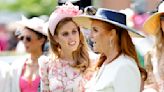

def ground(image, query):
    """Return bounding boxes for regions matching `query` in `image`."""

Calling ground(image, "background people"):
[143,1,164,92]
[10,17,47,92]
[0,61,10,92]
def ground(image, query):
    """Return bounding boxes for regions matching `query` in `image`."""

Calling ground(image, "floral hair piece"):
[48,1,82,35]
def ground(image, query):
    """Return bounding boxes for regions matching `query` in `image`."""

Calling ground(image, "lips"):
[92,41,96,46]
[25,45,29,50]
[68,41,76,46]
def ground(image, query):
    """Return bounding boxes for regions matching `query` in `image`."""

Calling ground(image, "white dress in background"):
[0,61,11,92]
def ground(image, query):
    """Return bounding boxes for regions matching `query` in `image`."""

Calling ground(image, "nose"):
[89,30,93,39]
[68,33,74,40]
[22,40,28,45]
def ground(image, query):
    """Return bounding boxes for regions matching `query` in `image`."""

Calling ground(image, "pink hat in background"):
[48,1,82,36]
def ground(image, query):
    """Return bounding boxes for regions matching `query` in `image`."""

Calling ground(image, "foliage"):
[0,0,57,17]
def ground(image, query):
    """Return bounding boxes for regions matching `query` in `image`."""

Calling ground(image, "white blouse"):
[0,61,11,92]
[85,54,141,92]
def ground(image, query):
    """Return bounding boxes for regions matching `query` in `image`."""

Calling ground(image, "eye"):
[92,27,98,32]
[26,36,32,42]
[19,36,24,41]
[72,29,78,35]
[62,32,69,36]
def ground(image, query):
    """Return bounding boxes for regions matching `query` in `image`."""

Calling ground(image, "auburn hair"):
[95,20,147,81]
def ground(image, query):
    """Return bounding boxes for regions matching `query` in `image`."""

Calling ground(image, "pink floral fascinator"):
[48,1,82,35]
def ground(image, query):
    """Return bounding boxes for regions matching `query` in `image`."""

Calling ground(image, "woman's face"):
[90,20,112,53]
[20,28,43,53]
[55,21,80,52]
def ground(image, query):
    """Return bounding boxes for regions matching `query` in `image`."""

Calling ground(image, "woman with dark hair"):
[11,17,47,92]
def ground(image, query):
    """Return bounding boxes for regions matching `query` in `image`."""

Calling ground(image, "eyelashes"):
[19,36,32,42]
[92,27,98,32]
[61,29,78,37]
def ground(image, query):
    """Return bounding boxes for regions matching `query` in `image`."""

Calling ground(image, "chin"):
[26,50,30,53]
[70,47,78,52]
[93,48,100,54]
[93,47,97,52]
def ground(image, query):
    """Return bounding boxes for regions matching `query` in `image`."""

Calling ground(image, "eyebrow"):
[160,15,164,20]
[92,26,98,30]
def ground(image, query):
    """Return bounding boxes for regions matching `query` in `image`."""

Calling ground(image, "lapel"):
[94,64,106,84]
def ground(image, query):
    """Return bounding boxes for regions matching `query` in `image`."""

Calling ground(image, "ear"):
[40,38,46,44]
[110,29,116,38]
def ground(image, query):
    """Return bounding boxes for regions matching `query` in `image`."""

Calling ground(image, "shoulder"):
[10,55,28,69]
[110,54,140,76]
[112,54,141,79]
[110,54,138,68]
[38,55,51,68]
[120,54,137,66]
[0,61,10,72]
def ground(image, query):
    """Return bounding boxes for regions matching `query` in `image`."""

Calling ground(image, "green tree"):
[0,0,57,17]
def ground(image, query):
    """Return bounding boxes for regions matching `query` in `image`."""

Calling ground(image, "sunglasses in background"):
[160,14,164,21]
[19,36,32,42]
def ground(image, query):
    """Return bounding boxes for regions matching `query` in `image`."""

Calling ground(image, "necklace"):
[104,52,121,64]
[26,58,39,67]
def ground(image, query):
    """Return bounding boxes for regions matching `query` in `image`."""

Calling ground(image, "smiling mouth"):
[68,41,76,46]
[92,41,96,46]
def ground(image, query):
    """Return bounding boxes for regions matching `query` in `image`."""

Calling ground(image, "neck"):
[30,51,42,63]
[104,45,120,64]
[60,50,73,61]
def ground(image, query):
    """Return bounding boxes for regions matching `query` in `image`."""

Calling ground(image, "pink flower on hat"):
[48,1,82,35]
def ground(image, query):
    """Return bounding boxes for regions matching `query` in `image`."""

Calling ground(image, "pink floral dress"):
[39,56,87,92]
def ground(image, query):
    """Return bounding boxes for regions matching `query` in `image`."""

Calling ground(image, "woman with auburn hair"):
[143,1,164,92]
[74,8,147,92]
[39,2,90,92]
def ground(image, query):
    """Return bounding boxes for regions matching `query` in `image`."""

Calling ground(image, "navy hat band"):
[96,9,126,25]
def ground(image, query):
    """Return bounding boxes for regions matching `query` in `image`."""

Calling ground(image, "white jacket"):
[85,54,141,92]
[10,57,27,92]
[0,61,11,92]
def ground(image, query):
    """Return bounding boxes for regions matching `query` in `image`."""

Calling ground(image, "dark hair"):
[25,27,47,52]
[84,6,97,15]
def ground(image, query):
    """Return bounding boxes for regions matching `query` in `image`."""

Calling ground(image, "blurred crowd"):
[0,0,164,92]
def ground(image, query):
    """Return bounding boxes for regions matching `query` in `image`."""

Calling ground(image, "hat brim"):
[73,15,144,37]
[16,20,47,36]
[143,12,164,35]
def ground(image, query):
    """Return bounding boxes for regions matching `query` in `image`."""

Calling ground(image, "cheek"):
[161,21,164,31]
[58,37,68,46]
[94,33,103,41]
[76,34,80,41]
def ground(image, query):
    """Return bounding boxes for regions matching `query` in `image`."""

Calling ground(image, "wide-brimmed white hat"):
[73,8,144,37]
[143,1,164,35]
[18,16,47,36]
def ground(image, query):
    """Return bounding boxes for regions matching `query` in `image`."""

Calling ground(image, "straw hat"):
[143,1,164,35]
[73,8,144,37]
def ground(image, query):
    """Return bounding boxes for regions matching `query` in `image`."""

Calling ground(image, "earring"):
[109,39,112,47]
